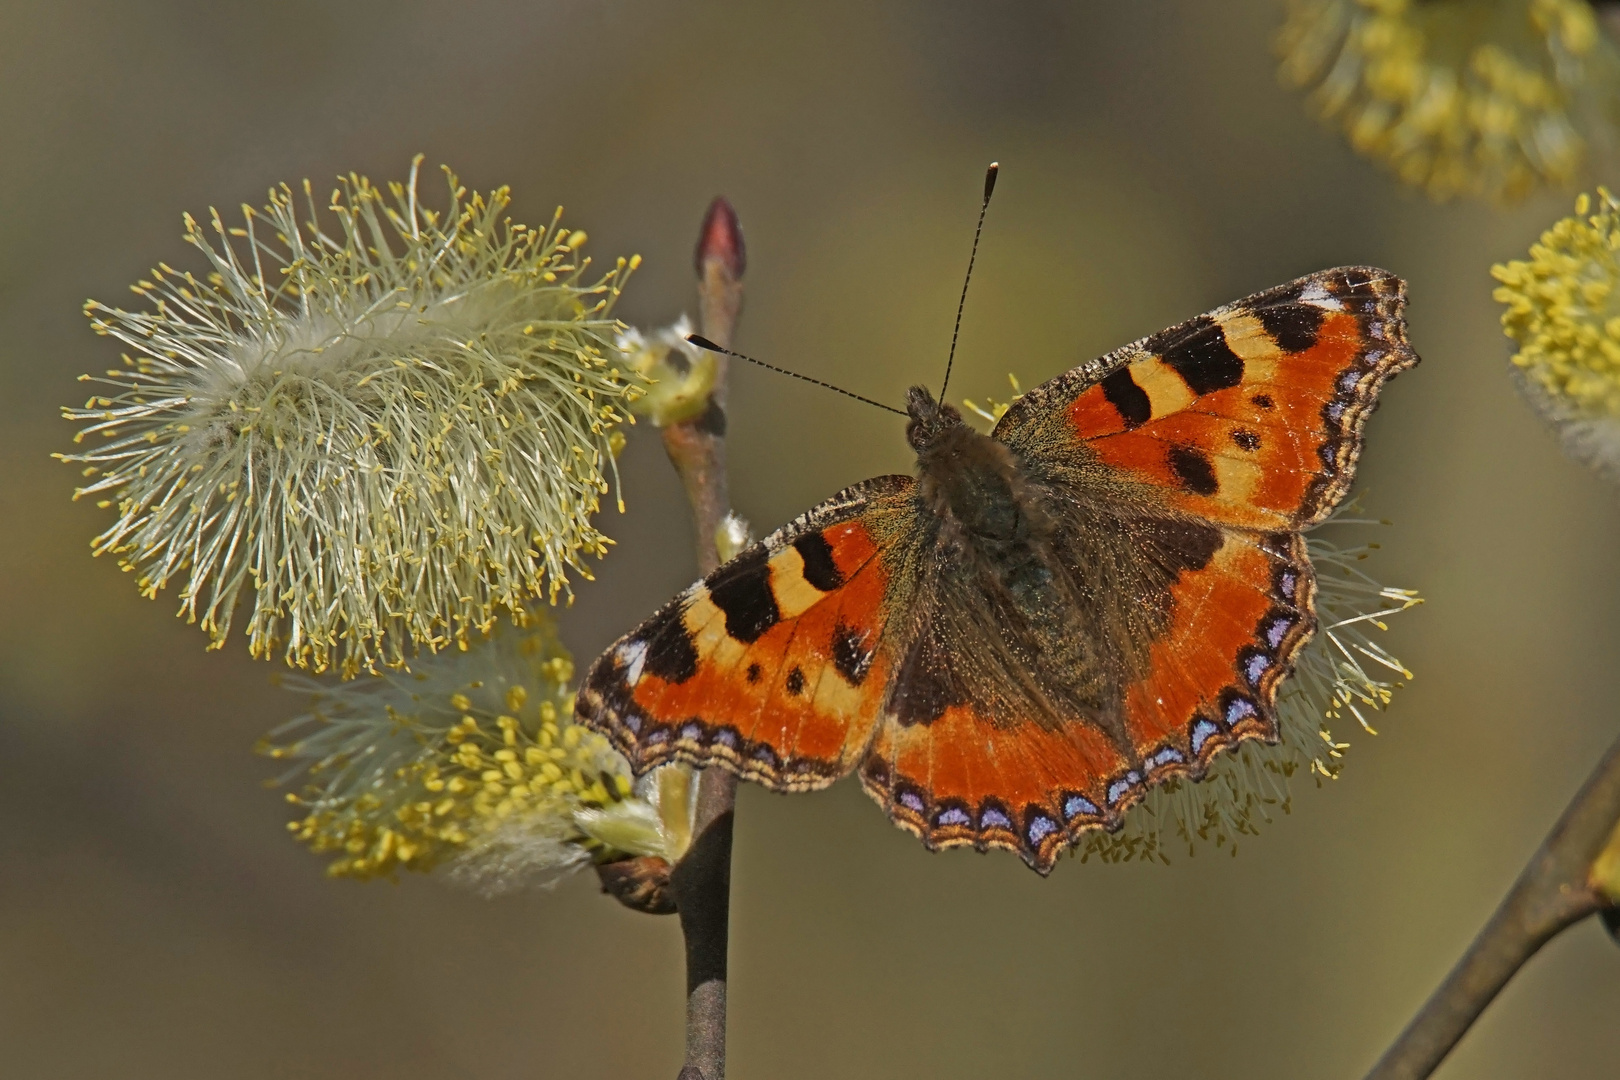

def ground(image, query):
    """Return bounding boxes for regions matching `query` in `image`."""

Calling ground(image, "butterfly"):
[576,264,1416,873]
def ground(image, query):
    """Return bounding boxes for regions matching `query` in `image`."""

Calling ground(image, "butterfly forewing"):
[578,476,914,791]
[995,266,1416,530]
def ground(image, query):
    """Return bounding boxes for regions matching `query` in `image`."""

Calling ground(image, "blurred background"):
[2,1,1618,1077]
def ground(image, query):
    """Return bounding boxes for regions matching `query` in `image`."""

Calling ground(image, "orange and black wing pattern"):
[863,265,1413,870]
[577,476,916,790]
[578,267,1415,875]
[856,526,1314,873]
[996,266,1415,531]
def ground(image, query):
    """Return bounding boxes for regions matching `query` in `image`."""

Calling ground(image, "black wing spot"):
[640,602,699,684]
[1251,393,1275,410]
[792,532,844,591]
[1162,316,1245,395]
[1169,445,1219,496]
[707,548,779,643]
[832,621,874,685]
[1231,428,1261,452]
[785,666,806,696]
[745,662,762,684]
[1257,302,1325,353]
[1100,367,1152,428]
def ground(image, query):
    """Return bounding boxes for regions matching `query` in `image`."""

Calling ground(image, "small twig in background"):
[1364,728,1620,1080]
[660,196,746,1080]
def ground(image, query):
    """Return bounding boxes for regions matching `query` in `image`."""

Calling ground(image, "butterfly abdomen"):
[909,423,1106,718]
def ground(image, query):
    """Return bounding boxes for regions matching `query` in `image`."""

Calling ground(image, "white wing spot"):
[1299,283,1344,311]
[619,639,648,685]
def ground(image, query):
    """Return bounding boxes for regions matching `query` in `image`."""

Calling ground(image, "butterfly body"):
[578,267,1417,872]
[902,386,1154,743]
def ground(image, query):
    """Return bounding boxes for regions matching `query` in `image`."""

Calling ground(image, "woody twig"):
[1363,727,1620,1080]
[661,196,746,1080]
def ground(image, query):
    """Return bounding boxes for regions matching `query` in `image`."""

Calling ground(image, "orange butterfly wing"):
[578,477,913,790]
[999,266,1413,531]
[860,265,1412,869]
[857,526,1315,871]
[849,268,1411,870]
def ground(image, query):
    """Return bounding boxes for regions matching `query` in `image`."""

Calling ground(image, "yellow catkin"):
[267,619,646,882]
[1277,0,1613,203]
[1493,188,1620,416]
[60,158,646,677]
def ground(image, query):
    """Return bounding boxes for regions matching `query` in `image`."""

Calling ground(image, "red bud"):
[694,196,745,279]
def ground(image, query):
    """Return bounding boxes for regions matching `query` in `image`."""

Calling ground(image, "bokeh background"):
[3,1,1618,1077]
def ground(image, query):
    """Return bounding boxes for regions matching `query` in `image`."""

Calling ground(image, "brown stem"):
[660,196,745,1080]
[670,768,737,1080]
[1364,728,1620,1080]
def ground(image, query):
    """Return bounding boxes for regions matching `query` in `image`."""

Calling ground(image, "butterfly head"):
[904,385,966,452]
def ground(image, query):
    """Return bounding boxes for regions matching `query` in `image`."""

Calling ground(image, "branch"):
[661,196,746,1080]
[1364,727,1620,1080]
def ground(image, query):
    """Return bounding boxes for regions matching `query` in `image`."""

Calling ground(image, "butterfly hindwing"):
[577,475,916,791]
[853,523,1315,873]
[861,694,1132,871]
[1111,527,1315,776]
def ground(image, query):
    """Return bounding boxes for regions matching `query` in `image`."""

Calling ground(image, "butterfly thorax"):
[906,385,1060,622]
[908,387,1029,544]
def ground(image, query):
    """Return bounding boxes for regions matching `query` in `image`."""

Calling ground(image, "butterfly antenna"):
[938,161,999,402]
[687,335,907,416]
